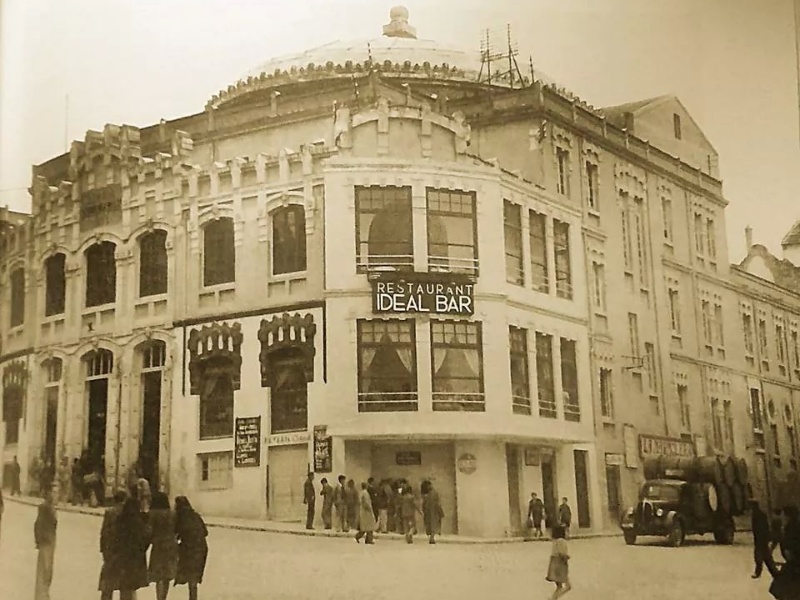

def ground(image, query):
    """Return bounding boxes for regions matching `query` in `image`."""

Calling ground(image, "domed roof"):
[242,7,482,81]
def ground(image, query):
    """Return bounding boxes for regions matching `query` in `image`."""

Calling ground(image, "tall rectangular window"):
[560,338,580,422]
[662,197,673,242]
[553,220,572,300]
[427,188,478,275]
[592,262,606,312]
[44,254,66,316]
[678,384,691,430]
[694,213,705,256]
[586,162,599,211]
[509,326,531,415]
[431,321,484,411]
[771,423,781,460]
[2,386,22,445]
[777,324,787,366]
[556,148,569,195]
[791,330,800,375]
[645,343,658,394]
[606,465,621,517]
[529,211,549,293]
[723,400,735,452]
[706,218,717,262]
[621,203,632,271]
[139,230,168,297]
[743,314,755,355]
[199,360,235,439]
[503,201,524,285]
[673,113,682,139]
[701,300,713,350]
[750,388,766,450]
[634,199,648,286]
[202,218,235,287]
[357,320,417,412]
[599,368,613,418]
[711,398,723,449]
[628,313,640,357]
[668,287,681,335]
[85,241,117,307]
[355,186,412,272]
[272,205,307,275]
[536,332,556,418]
[714,304,725,348]
[9,268,25,327]
[758,318,769,364]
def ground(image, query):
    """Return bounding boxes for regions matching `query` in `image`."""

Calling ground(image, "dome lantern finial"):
[383,6,417,39]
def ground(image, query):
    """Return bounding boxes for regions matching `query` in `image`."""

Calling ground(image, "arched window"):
[355,186,413,271]
[139,230,168,297]
[83,349,114,475]
[44,253,66,316]
[203,218,235,287]
[9,267,25,327]
[139,340,166,486]
[85,242,117,307]
[271,205,306,275]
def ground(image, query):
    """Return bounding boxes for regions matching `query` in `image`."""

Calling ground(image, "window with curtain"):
[561,338,580,422]
[355,186,413,272]
[45,254,66,316]
[203,218,235,287]
[139,230,168,297]
[503,201,523,285]
[554,219,572,299]
[357,319,417,412]
[272,205,307,275]
[85,241,117,307]
[529,210,549,293]
[9,268,25,327]
[199,357,235,439]
[427,188,478,275]
[269,349,309,432]
[431,320,484,411]
[536,332,556,418]
[509,326,530,414]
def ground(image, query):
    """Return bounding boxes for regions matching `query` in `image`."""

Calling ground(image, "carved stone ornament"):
[187,322,244,395]
[258,313,316,388]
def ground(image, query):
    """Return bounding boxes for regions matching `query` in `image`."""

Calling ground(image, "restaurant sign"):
[638,434,696,459]
[370,273,475,316]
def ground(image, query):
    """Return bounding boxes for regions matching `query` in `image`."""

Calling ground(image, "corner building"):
[2,7,795,537]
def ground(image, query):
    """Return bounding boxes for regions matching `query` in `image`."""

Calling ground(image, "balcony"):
[512,394,532,415]
[428,255,479,277]
[432,392,485,412]
[356,254,414,274]
[357,391,418,412]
